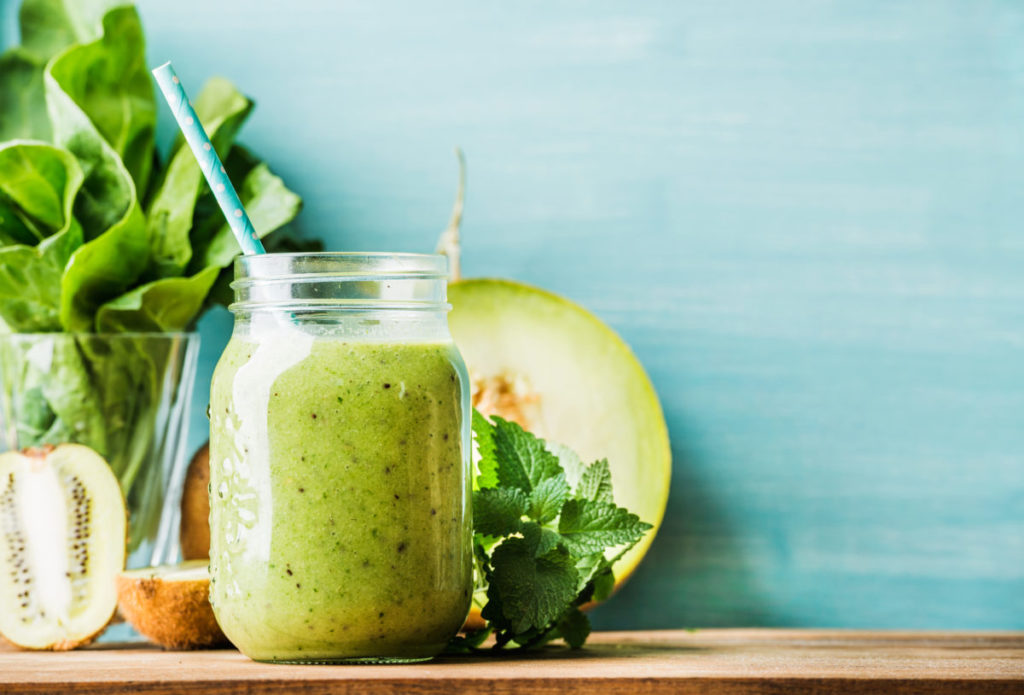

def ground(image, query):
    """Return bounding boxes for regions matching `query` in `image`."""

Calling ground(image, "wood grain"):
[1,630,1021,694]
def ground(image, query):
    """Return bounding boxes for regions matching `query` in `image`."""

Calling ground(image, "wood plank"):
[1,630,1021,694]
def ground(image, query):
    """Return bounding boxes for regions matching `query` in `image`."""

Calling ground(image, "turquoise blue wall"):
[5,0,1024,629]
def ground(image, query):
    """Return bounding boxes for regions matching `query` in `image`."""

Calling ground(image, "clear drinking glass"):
[0,332,201,569]
[209,253,472,663]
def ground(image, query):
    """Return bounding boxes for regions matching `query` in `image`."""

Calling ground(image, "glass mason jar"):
[208,253,472,664]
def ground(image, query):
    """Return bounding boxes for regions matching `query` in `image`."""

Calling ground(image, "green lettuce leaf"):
[17,0,126,61]
[45,5,155,197]
[0,141,84,241]
[44,6,151,331]
[58,203,147,332]
[0,225,83,332]
[0,141,85,331]
[0,0,128,142]
[0,49,49,142]
[0,196,37,246]
[45,63,134,239]
[95,265,220,332]
[188,146,302,273]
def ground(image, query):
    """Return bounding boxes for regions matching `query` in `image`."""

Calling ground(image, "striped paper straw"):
[151,61,265,256]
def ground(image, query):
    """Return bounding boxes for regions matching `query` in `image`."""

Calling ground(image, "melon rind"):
[448,278,671,590]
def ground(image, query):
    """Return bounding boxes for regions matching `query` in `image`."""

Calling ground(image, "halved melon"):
[448,278,671,618]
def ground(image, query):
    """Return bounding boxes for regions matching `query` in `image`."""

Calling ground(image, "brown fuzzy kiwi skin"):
[180,443,211,561]
[115,571,227,650]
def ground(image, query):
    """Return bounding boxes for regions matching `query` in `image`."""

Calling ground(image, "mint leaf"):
[558,498,652,556]
[492,416,562,493]
[473,487,527,537]
[445,626,493,653]
[548,441,585,488]
[557,607,591,649]
[528,473,570,524]
[592,567,615,602]
[483,533,578,634]
[574,552,608,593]
[576,458,613,504]
[522,521,563,558]
[473,409,499,489]
[463,409,654,653]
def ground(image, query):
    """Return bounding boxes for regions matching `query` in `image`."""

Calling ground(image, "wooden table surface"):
[2,629,1022,694]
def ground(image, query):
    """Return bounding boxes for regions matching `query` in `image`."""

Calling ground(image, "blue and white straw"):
[151,61,265,256]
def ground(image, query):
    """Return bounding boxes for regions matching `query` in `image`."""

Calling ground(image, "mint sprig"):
[449,411,653,652]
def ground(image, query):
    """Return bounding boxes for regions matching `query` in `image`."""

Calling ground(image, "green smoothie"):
[208,333,471,663]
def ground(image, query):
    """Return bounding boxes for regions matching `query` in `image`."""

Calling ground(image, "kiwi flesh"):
[0,444,126,650]
[116,560,227,649]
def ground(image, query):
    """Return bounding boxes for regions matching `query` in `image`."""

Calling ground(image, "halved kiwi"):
[0,444,126,650]
[116,560,227,649]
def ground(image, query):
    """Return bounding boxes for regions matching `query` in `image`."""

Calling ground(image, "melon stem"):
[435,147,466,282]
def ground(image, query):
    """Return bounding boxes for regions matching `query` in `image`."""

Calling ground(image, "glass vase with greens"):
[0,0,305,566]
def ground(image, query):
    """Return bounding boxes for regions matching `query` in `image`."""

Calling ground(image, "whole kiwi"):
[180,443,210,561]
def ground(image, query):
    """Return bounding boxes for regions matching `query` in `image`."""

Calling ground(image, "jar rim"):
[230,252,450,314]
[233,252,449,284]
